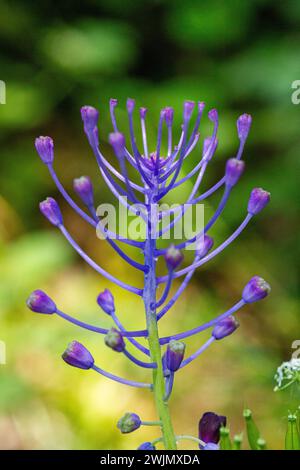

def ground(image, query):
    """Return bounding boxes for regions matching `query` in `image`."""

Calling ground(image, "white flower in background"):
[274,358,300,391]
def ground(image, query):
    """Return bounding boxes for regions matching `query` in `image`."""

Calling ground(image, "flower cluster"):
[27,98,271,450]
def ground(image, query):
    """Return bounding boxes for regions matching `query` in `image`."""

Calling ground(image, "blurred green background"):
[0,0,299,450]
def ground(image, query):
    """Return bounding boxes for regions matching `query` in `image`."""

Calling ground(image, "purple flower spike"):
[165,340,185,371]
[212,315,239,340]
[81,106,99,132]
[164,107,174,127]
[198,412,226,444]
[117,412,141,434]
[203,443,219,450]
[97,289,115,315]
[73,176,94,207]
[62,340,94,370]
[237,113,252,141]
[109,132,126,158]
[137,441,156,450]
[208,108,218,122]
[126,98,135,113]
[184,100,195,119]
[39,197,63,226]
[248,187,271,215]
[35,136,54,164]
[105,327,125,352]
[242,276,271,303]
[225,158,245,187]
[164,245,184,271]
[26,289,56,314]
[195,235,214,258]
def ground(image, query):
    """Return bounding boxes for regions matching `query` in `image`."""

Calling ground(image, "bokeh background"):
[0,0,299,450]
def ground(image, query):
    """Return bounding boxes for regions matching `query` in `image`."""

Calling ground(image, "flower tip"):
[164,106,174,126]
[184,100,195,119]
[137,442,156,450]
[126,98,135,113]
[109,98,118,108]
[164,245,184,270]
[212,316,239,340]
[117,412,141,434]
[104,327,125,352]
[208,108,218,122]
[166,340,186,371]
[198,101,205,111]
[62,340,94,370]
[225,158,245,187]
[140,107,147,119]
[242,276,271,303]
[109,132,126,157]
[39,197,63,226]
[97,288,115,315]
[195,235,214,258]
[248,187,271,215]
[237,113,252,141]
[73,176,94,207]
[80,106,99,131]
[35,136,54,164]
[26,289,56,314]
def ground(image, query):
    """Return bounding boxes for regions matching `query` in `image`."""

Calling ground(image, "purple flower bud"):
[104,328,125,352]
[184,100,195,120]
[35,136,54,164]
[62,341,94,370]
[73,176,94,207]
[127,98,135,113]
[247,188,271,215]
[225,158,245,187]
[198,101,205,112]
[212,316,239,340]
[110,98,118,109]
[140,107,147,119]
[80,106,99,132]
[109,132,126,158]
[39,197,63,226]
[199,412,226,444]
[26,289,56,314]
[237,113,252,141]
[97,289,115,315]
[203,443,219,450]
[208,108,218,122]
[117,412,141,434]
[165,340,185,371]
[164,245,184,271]
[195,235,214,258]
[137,441,156,450]
[242,276,271,303]
[164,107,174,127]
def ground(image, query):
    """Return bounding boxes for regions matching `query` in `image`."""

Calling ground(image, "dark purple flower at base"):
[199,412,226,444]
[242,276,271,303]
[26,289,56,314]
[247,188,270,215]
[137,442,156,450]
[62,341,94,369]
[35,136,54,164]
[165,340,185,371]
[225,158,245,187]
[164,245,184,271]
[97,289,115,315]
[117,412,141,434]
[212,316,239,340]
[105,328,125,352]
[73,176,94,207]
[39,197,63,226]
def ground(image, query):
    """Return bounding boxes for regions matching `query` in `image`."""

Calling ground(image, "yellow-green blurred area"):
[0,0,299,450]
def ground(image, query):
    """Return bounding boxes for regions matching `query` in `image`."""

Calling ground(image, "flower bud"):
[97,289,115,315]
[212,316,239,340]
[208,108,218,122]
[225,158,245,187]
[184,100,195,120]
[109,132,126,158]
[237,113,252,141]
[199,412,226,444]
[137,442,156,450]
[26,289,56,314]
[35,136,54,164]
[81,106,99,132]
[117,412,141,434]
[165,340,185,371]
[203,443,219,450]
[140,107,147,119]
[247,188,270,215]
[164,107,174,127]
[104,328,125,352]
[126,98,135,113]
[62,341,94,370]
[73,176,94,207]
[110,98,118,109]
[242,276,271,303]
[39,197,63,226]
[164,245,184,271]
[195,235,214,258]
